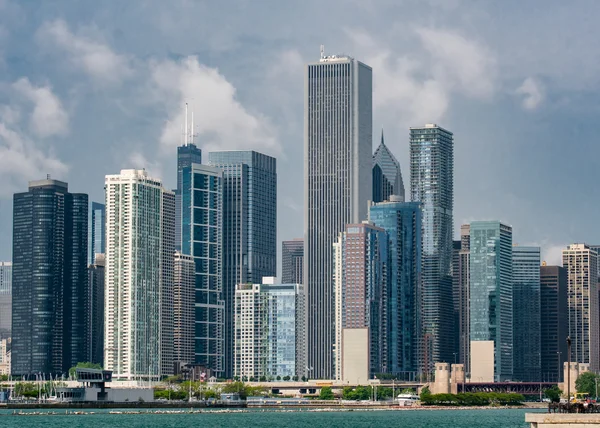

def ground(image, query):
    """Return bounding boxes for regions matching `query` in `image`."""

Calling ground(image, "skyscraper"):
[469,221,513,381]
[11,178,88,376]
[104,169,175,380]
[180,163,225,372]
[372,130,404,203]
[455,225,470,371]
[562,244,599,371]
[333,222,388,380]
[410,124,454,368]
[540,264,567,382]
[89,202,106,265]
[369,198,422,378]
[512,246,541,382]
[173,252,195,367]
[209,151,277,377]
[282,239,303,285]
[87,254,105,366]
[305,50,372,379]
[0,262,12,339]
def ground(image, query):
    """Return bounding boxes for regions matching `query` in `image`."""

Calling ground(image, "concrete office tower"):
[173,252,195,367]
[410,124,454,368]
[11,178,88,376]
[304,50,372,379]
[175,106,202,251]
[0,262,11,339]
[453,225,470,371]
[512,246,541,382]
[87,254,105,366]
[333,222,388,381]
[89,202,106,265]
[372,131,404,203]
[469,221,513,382]
[282,239,304,285]
[562,244,599,371]
[180,163,225,373]
[369,198,422,378]
[104,169,175,380]
[234,278,305,380]
[540,264,568,382]
[209,151,277,377]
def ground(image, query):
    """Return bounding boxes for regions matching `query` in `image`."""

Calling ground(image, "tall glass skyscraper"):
[369,198,422,378]
[175,143,202,251]
[282,239,303,285]
[304,51,372,379]
[181,163,225,373]
[469,221,513,381]
[104,170,175,380]
[11,178,88,376]
[410,124,454,370]
[87,254,105,366]
[540,264,567,382]
[0,262,12,339]
[373,131,404,203]
[512,246,541,382]
[89,202,105,265]
[208,151,277,377]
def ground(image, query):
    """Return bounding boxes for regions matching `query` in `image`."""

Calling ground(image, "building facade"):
[180,163,225,373]
[11,178,88,376]
[454,225,470,371]
[409,124,454,368]
[175,142,202,251]
[89,202,106,265]
[372,130,404,203]
[369,198,422,378]
[87,254,105,366]
[304,52,372,379]
[512,246,541,382]
[104,169,175,380]
[173,251,196,367]
[0,262,11,339]
[282,239,304,285]
[469,221,513,381]
[234,278,305,380]
[562,244,599,371]
[333,222,388,380]
[209,151,277,377]
[540,264,568,382]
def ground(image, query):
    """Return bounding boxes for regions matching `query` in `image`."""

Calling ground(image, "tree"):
[292,375,299,381]
[204,389,220,399]
[69,362,102,378]
[276,375,281,381]
[319,386,335,400]
[420,386,431,401]
[222,381,266,399]
[576,372,600,396]
[544,386,562,403]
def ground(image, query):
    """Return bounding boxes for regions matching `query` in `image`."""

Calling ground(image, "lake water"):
[0,408,541,427]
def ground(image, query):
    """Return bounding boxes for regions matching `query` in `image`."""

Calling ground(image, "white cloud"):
[12,77,69,138]
[37,19,132,84]
[150,56,278,154]
[0,121,67,196]
[516,77,544,110]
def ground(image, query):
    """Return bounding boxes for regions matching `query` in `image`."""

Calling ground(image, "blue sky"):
[0,0,598,265]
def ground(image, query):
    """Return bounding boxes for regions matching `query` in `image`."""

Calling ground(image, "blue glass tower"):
[369,197,422,378]
[181,163,225,373]
[176,143,202,251]
[208,151,277,377]
[373,130,404,203]
[469,221,513,381]
[89,202,105,265]
[512,246,541,382]
[11,178,88,377]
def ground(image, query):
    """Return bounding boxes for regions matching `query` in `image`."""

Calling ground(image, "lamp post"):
[567,336,571,404]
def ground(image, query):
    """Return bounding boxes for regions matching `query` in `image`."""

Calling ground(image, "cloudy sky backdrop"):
[1,0,598,266]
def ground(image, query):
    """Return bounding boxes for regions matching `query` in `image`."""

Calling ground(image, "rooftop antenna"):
[320,45,325,59]
[184,103,189,146]
[191,110,195,146]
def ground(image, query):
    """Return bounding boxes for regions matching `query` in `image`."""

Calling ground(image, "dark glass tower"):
[372,130,404,203]
[87,254,105,366]
[176,143,202,251]
[11,178,88,377]
[540,265,567,382]
[88,202,105,265]
[369,198,422,378]
[282,239,303,284]
[208,151,277,377]
[410,124,454,371]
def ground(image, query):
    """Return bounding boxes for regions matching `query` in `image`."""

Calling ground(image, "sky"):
[0,0,599,266]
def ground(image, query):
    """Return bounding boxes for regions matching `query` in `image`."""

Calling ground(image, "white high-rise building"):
[562,244,599,371]
[104,169,175,380]
[0,262,12,338]
[304,49,372,379]
[173,251,195,366]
